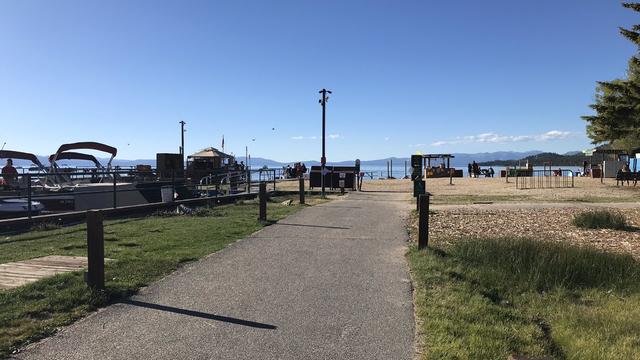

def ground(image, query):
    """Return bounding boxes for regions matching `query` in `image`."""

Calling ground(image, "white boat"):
[0,198,44,218]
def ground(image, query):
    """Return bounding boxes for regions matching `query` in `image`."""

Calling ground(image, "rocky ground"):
[422,207,640,260]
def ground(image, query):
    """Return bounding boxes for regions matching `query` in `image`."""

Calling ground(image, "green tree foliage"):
[583,3,640,152]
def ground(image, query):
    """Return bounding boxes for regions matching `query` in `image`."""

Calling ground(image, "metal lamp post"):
[319,88,332,197]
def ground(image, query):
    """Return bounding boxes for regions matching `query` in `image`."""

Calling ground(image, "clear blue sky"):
[0,0,637,161]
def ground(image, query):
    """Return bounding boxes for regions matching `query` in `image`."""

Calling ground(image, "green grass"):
[0,195,323,358]
[408,237,640,359]
[572,210,630,230]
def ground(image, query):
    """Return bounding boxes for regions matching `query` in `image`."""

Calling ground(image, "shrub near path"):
[408,237,640,359]
[0,195,323,358]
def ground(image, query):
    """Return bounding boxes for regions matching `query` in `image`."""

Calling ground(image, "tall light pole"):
[179,121,186,156]
[319,89,332,197]
[179,121,186,175]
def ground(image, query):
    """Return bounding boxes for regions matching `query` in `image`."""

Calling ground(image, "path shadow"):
[275,222,351,230]
[121,299,277,330]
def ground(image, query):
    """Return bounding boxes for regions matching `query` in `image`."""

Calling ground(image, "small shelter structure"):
[584,146,628,179]
[187,147,235,179]
[419,154,462,178]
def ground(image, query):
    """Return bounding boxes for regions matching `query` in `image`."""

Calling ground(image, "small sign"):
[339,180,345,188]
[339,172,346,179]
[411,155,423,169]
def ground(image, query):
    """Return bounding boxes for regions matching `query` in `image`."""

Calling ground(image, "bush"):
[572,210,628,230]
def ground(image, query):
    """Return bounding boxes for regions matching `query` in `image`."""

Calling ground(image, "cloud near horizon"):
[428,130,572,147]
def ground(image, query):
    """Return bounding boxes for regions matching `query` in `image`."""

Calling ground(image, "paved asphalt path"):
[14,191,415,360]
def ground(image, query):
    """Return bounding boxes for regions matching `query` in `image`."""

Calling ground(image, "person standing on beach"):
[467,163,472,178]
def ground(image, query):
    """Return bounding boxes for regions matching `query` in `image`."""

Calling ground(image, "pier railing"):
[515,169,574,190]
[0,167,279,220]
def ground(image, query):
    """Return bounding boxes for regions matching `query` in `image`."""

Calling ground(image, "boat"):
[0,150,47,217]
[0,199,44,219]
[43,142,152,210]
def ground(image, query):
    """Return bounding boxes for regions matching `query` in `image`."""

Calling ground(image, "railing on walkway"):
[515,169,574,189]
[0,168,279,220]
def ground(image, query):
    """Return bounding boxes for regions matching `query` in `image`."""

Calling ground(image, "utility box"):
[309,166,356,189]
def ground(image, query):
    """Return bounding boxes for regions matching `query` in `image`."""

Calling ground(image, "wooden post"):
[86,210,105,289]
[299,176,305,204]
[418,193,429,250]
[259,182,267,221]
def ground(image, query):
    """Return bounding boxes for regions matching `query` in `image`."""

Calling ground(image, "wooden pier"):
[0,255,88,290]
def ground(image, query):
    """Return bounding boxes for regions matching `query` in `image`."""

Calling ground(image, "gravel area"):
[410,207,640,259]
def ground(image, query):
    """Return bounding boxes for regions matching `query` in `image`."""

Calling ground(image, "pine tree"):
[582,3,640,151]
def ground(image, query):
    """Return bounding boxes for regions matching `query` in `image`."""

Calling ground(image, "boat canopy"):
[48,152,103,169]
[0,150,46,170]
[50,142,117,169]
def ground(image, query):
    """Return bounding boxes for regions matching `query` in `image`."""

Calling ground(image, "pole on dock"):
[86,210,105,289]
[27,174,32,219]
[404,160,407,179]
[247,168,251,194]
[113,173,117,208]
[171,171,176,202]
[259,182,267,221]
[418,193,430,250]
[299,176,305,204]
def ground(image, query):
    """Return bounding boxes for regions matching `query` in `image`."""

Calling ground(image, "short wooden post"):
[259,182,267,221]
[418,193,429,250]
[299,176,305,204]
[86,210,105,289]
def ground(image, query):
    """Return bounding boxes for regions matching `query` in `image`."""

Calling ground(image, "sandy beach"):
[278,177,640,259]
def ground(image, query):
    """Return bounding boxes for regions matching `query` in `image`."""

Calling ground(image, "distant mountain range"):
[477,151,590,167]
[252,151,544,168]
[7,151,553,169]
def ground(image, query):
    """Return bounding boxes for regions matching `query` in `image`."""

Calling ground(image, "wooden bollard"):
[418,193,429,250]
[259,182,267,221]
[86,210,105,289]
[299,177,305,204]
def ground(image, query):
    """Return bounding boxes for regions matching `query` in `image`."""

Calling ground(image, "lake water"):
[359,164,584,180]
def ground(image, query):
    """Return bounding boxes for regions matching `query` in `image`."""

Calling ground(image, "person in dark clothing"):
[1,159,18,186]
